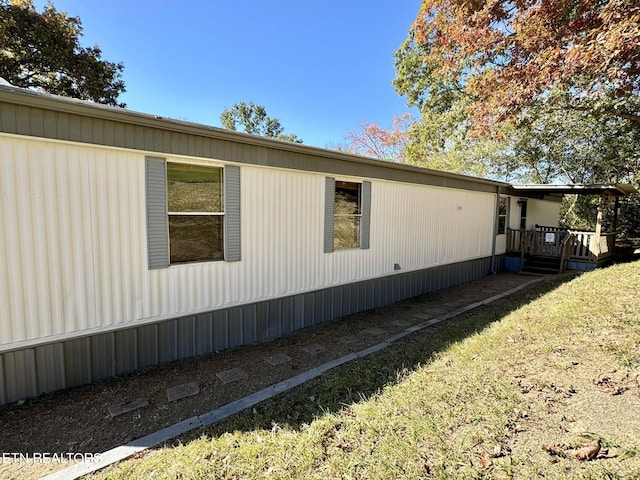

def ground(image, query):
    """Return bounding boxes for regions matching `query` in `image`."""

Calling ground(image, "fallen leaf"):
[479,453,492,469]
[542,443,567,457]
[491,443,503,457]
[595,378,628,395]
[575,439,601,461]
[597,447,621,459]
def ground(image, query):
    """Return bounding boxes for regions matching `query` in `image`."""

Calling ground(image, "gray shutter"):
[360,181,371,249]
[324,177,335,253]
[145,156,169,269]
[224,165,241,262]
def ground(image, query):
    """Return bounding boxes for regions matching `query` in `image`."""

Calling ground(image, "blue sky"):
[33,1,421,148]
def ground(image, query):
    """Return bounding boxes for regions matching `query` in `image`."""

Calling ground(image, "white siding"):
[1,135,498,347]
[527,199,561,228]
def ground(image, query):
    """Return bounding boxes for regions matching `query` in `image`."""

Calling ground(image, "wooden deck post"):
[594,193,605,257]
[613,196,620,234]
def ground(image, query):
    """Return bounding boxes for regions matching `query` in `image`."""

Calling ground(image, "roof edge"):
[0,84,509,188]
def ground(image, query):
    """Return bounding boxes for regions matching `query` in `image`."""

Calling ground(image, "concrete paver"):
[107,398,149,418]
[166,382,200,402]
[216,368,248,384]
[265,354,292,366]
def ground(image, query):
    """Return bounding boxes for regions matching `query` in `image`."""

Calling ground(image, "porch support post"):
[490,186,500,273]
[613,195,620,234]
[594,193,605,257]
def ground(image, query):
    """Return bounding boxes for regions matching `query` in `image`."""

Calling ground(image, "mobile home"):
[0,84,564,405]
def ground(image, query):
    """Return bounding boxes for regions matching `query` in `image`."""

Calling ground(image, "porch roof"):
[509,183,637,197]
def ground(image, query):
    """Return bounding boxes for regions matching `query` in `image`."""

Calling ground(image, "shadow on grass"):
[172,274,575,446]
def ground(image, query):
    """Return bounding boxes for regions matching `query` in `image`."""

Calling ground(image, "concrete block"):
[301,344,326,355]
[265,354,291,366]
[166,382,200,402]
[216,368,248,384]
[108,398,148,418]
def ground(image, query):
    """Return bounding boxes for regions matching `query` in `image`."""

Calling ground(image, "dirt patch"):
[0,273,548,479]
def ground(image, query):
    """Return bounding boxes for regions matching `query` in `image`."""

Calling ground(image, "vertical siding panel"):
[303,292,315,328]
[332,287,343,319]
[227,307,243,349]
[3,350,37,403]
[137,324,158,369]
[115,329,137,374]
[35,344,65,395]
[311,291,322,324]
[158,320,178,363]
[68,114,82,142]
[213,310,229,352]
[280,297,294,335]
[177,316,195,359]
[0,355,5,405]
[16,105,30,134]
[114,122,125,148]
[80,117,92,143]
[0,103,17,133]
[0,140,19,344]
[195,313,213,355]
[91,333,115,381]
[267,299,281,338]
[57,112,69,140]
[64,338,91,387]
[30,108,44,137]
[255,302,269,342]
[293,295,305,330]
[242,305,257,344]
[322,289,333,322]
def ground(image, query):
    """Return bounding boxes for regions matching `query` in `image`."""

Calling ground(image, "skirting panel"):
[0,256,498,405]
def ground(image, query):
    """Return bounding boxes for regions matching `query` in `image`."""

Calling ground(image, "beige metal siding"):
[527,199,561,228]
[1,135,498,348]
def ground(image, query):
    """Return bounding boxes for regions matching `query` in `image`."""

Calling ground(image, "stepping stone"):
[391,320,411,327]
[361,327,388,337]
[301,344,326,355]
[166,382,200,402]
[338,335,358,345]
[108,398,148,418]
[265,354,291,366]
[216,367,248,384]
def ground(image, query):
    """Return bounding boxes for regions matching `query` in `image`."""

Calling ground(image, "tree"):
[0,0,126,106]
[394,1,639,235]
[395,0,640,136]
[220,101,302,143]
[342,114,414,162]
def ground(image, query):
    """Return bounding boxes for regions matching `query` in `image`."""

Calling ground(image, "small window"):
[497,197,508,235]
[167,163,224,263]
[334,181,361,250]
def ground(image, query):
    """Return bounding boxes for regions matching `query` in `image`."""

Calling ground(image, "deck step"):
[522,255,561,275]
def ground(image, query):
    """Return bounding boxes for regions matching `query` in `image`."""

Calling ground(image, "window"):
[145,157,241,269]
[518,199,527,229]
[324,177,371,253]
[334,181,361,250]
[167,163,224,263]
[497,197,509,235]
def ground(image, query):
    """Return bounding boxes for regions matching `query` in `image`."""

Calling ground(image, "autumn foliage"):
[343,114,414,162]
[405,0,639,134]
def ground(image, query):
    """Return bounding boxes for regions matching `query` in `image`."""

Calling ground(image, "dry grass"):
[88,261,640,479]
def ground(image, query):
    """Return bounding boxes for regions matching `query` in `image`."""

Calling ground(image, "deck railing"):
[506,228,615,265]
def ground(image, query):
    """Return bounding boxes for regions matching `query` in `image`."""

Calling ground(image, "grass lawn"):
[91,261,640,479]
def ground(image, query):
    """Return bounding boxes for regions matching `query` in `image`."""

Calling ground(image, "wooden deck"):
[506,226,616,272]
